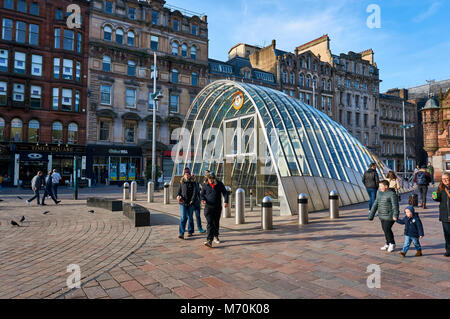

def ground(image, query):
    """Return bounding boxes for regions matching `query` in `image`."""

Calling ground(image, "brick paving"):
[0,187,449,299]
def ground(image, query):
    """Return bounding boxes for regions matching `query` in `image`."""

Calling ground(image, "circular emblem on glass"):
[233,91,244,110]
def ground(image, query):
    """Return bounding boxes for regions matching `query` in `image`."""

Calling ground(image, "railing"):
[396,172,415,191]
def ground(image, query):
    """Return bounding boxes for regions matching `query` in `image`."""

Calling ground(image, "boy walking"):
[396,206,424,257]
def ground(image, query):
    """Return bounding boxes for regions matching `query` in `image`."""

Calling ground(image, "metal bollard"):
[164,182,170,204]
[249,189,254,212]
[223,186,232,218]
[130,181,137,202]
[298,193,309,225]
[123,182,130,200]
[147,181,154,203]
[262,196,273,230]
[329,190,339,219]
[235,188,245,224]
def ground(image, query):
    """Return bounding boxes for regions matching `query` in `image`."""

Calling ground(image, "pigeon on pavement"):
[0,199,4,202]
[17,196,23,200]
[20,216,25,223]
[43,211,50,215]
[88,210,95,214]
[11,220,20,227]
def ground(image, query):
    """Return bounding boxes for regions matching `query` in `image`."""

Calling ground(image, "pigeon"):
[20,216,25,223]
[17,196,23,200]
[88,210,95,214]
[0,199,4,202]
[43,211,50,215]
[11,220,20,227]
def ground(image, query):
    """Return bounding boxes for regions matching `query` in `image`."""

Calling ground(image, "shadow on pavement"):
[150,212,179,226]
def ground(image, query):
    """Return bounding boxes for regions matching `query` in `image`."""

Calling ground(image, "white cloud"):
[413,1,441,22]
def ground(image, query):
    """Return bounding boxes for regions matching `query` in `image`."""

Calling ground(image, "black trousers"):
[443,222,450,253]
[381,220,396,245]
[42,189,58,204]
[28,189,40,204]
[204,206,221,242]
[418,185,428,205]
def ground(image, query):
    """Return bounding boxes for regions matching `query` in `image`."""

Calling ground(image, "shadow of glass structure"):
[171,80,389,214]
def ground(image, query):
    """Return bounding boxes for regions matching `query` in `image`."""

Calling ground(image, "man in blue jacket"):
[396,206,424,257]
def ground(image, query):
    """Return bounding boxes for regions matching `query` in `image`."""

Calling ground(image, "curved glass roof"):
[174,80,385,184]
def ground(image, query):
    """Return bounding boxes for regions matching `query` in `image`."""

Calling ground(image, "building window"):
[31,54,42,76]
[102,55,111,72]
[127,31,135,46]
[192,72,198,87]
[63,59,73,80]
[150,35,158,51]
[181,44,187,57]
[14,52,25,74]
[171,69,178,83]
[346,79,350,88]
[124,121,136,143]
[152,11,159,25]
[62,89,72,110]
[364,114,368,127]
[76,62,81,81]
[77,33,82,53]
[327,80,331,91]
[306,93,311,105]
[148,92,158,111]
[63,30,74,50]
[127,60,136,77]
[52,88,59,110]
[99,120,110,141]
[126,88,136,108]
[306,75,311,88]
[16,21,26,43]
[299,73,304,86]
[0,82,6,105]
[192,25,198,36]
[28,120,39,142]
[2,19,13,40]
[327,97,332,112]
[68,123,78,144]
[170,95,179,113]
[346,93,351,107]
[11,118,23,142]
[128,7,135,20]
[105,1,113,14]
[116,28,123,44]
[104,26,112,41]
[173,19,179,31]
[52,121,63,144]
[191,46,197,60]
[339,109,343,123]
[0,117,5,141]
[53,58,60,78]
[290,73,294,85]
[4,0,13,10]
[55,8,63,20]
[100,84,111,105]
[54,28,60,48]
[346,111,352,125]
[313,62,317,71]
[28,24,39,45]
[30,85,41,108]
[172,42,178,55]
[0,49,8,72]
[17,0,27,13]
[13,83,24,101]
[30,2,39,15]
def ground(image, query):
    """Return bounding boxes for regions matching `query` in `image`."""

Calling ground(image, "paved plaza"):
[0,186,449,299]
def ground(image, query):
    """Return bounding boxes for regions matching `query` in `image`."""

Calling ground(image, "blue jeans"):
[179,205,194,235]
[367,187,377,210]
[402,236,422,254]
[193,205,203,231]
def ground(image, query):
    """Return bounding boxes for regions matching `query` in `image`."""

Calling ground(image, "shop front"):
[86,145,142,185]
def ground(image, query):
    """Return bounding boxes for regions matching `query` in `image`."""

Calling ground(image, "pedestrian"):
[426,162,434,186]
[387,170,401,203]
[413,165,432,209]
[176,167,197,239]
[431,172,450,257]
[52,168,62,199]
[191,174,206,234]
[201,172,229,248]
[0,174,3,192]
[26,171,43,206]
[396,206,424,257]
[42,171,61,205]
[363,162,380,211]
[369,180,399,252]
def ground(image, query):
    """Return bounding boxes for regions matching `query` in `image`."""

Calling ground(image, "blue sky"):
[166,0,450,92]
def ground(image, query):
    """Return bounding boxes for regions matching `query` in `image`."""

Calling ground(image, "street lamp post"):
[151,52,163,186]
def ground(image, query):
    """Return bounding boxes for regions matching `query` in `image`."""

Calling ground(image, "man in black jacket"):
[201,172,229,248]
[177,168,198,239]
[363,163,380,210]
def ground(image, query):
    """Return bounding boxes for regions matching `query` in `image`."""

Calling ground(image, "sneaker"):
[178,234,184,240]
[204,241,212,248]
[26,200,30,207]
[41,203,47,206]
[186,233,193,237]
[399,251,406,257]
[444,252,450,257]
[380,244,389,251]
[55,200,61,205]
[198,228,206,233]
[415,251,422,257]
[387,244,395,252]
[213,237,220,244]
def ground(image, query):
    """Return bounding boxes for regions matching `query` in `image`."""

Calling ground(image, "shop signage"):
[15,144,85,154]
[28,153,43,160]
[233,91,244,110]
[109,149,129,155]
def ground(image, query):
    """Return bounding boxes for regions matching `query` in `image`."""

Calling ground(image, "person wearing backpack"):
[413,166,432,209]
[362,163,380,211]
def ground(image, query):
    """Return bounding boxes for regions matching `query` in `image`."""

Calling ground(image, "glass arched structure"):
[171,80,391,214]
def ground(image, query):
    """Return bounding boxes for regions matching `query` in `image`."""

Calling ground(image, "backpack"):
[417,172,427,185]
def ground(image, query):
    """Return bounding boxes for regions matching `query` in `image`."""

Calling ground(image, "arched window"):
[28,119,39,143]
[102,55,111,72]
[127,60,136,76]
[190,46,197,60]
[52,121,63,144]
[104,26,112,41]
[181,44,187,57]
[313,62,317,71]
[172,42,178,55]
[290,72,294,84]
[127,31,135,46]
[299,73,304,86]
[0,117,5,141]
[171,69,178,83]
[312,76,317,89]
[299,58,304,68]
[327,79,331,91]
[11,118,23,142]
[282,71,287,83]
[68,122,78,144]
[116,28,123,44]
[321,79,325,89]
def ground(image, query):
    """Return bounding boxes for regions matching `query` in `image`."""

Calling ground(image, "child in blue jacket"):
[396,206,424,257]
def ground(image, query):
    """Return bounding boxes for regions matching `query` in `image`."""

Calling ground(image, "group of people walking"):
[364,162,449,257]
[26,169,62,206]
[176,167,229,248]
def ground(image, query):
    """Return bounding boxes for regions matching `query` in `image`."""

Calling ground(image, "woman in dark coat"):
[432,172,450,257]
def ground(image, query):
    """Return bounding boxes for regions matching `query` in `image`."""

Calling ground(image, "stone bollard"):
[147,181,154,203]
[164,182,170,205]
[249,189,254,212]
[235,188,245,224]
[130,181,137,202]
[329,190,339,219]
[223,186,232,218]
[123,182,130,201]
[298,193,309,225]
[262,196,273,230]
